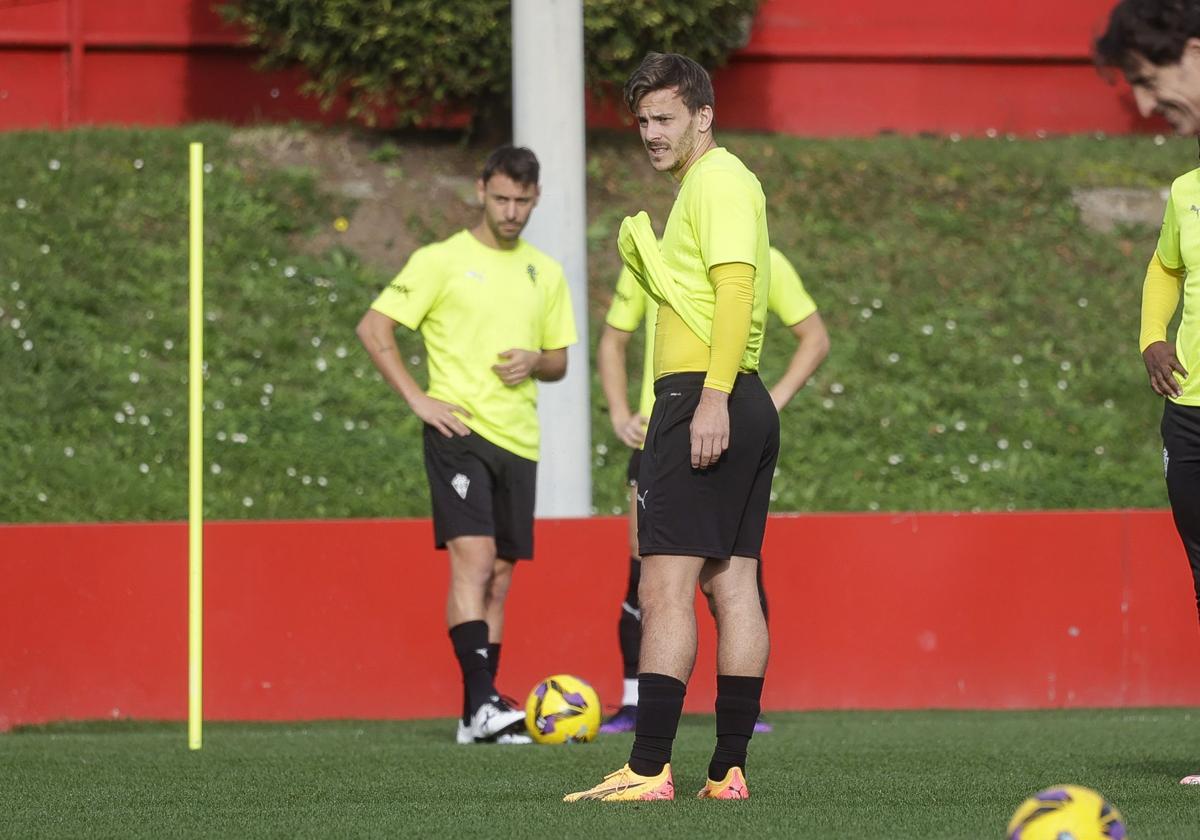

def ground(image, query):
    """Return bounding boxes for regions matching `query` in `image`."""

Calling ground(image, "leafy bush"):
[217,0,760,128]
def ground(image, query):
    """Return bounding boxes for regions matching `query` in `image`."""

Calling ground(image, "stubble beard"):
[645,120,699,176]
[666,123,699,177]
[487,213,523,246]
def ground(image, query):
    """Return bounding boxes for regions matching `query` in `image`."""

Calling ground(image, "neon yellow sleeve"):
[1140,252,1185,352]
[703,262,755,393]
[605,266,647,333]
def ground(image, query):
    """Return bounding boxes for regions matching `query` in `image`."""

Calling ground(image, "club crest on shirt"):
[1191,205,1200,219]
[465,270,485,283]
[452,473,470,499]
[526,264,538,285]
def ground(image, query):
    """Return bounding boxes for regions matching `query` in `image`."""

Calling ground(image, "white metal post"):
[512,0,592,517]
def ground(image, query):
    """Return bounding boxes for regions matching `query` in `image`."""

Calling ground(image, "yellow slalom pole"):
[188,142,204,750]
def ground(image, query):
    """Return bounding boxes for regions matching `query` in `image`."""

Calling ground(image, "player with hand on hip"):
[356,146,577,745]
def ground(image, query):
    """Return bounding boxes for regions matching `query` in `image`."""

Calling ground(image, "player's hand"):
[690,388,730,470]
[612,412,648,448]
[1143,341,1187,398]
[408,393,472,437]
[492,349,541,386]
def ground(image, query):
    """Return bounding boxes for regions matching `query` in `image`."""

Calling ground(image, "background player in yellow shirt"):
[356,146,577,745]
[596,249,829,734]
[1097,0,1200,786]
[567,53,779,802]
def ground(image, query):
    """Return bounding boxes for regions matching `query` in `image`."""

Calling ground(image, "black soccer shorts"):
[636,371,779,561]
[422,425,537,561]
[626,447,643,487]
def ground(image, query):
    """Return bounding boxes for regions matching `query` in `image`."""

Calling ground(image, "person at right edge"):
[1095,0,1200,787]
[565,52,778,802]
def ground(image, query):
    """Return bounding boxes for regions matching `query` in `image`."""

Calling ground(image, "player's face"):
[477,173,539,245]
[635,88,713,178]
[1125,40,1200,135]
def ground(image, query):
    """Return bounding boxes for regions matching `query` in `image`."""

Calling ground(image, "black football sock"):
[488,642,501,685]
[618,557,642,681]
[449,620,495,717]
[463,642,501,724]
[708,675,764,781]
[629,672,686,777]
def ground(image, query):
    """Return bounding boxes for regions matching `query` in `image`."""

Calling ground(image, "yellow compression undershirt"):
[1140,252,1186,352]
[653,262,755,393]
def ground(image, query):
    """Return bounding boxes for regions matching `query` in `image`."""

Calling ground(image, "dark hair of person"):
[480,145,540,186]
[1095,0,1200,70]
[623,52,715,115]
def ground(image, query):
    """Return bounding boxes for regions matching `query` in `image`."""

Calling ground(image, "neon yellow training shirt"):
[647,147,772,378]
[605,247,818,421]
[370,230,577,460]
[1155,167,1200,405]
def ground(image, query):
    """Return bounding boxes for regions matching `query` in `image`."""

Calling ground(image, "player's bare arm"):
[356,308,472,437]
[492,347,567,385]
[1143,340,1188,398]
[769,312,831,412]
[598,325,647,448]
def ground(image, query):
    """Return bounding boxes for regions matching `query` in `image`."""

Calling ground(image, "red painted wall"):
[2,511,1198,730]
[0,0,1161,136]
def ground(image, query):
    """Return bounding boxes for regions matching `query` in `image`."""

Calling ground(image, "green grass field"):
[3,711,1198,838]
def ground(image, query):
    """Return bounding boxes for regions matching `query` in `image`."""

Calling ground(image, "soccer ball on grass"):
[525,674,600,744]
[1006,784,1126,840]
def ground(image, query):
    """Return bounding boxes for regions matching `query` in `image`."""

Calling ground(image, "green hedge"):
[217,0,761,127]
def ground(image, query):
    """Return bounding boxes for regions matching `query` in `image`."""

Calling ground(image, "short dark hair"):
[480,145,539,186]
[1095,0,1200,71]
[623,52,715,115]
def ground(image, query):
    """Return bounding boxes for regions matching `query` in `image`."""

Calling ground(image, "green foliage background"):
[0,126,1192,522]
[216,0,760,126]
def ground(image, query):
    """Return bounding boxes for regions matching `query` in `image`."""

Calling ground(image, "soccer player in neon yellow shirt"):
[596,249,829,735]
[356,146,577,745]
[567,52,779,802]
[1097,0,1200,786]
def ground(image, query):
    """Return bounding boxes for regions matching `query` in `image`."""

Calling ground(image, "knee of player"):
[708,580,760,618]
[488,565,514,601]
[637,578,689,614]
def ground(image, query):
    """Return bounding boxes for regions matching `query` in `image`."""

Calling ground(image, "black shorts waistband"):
[653,370,760,396]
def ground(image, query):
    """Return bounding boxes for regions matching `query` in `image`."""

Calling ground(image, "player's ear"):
[696,104,714,134]
[532,184,541,208]
[475,178,486,205]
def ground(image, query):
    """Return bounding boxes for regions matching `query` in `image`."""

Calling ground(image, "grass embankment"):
[1,127,1193,521]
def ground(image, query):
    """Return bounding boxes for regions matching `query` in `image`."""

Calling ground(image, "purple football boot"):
[599,705,638,734]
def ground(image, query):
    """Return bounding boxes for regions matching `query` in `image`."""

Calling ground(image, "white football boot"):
[471,696,526,740]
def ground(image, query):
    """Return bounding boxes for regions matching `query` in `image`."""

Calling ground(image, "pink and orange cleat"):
[697,766,750,800]
[563,764,675,802]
